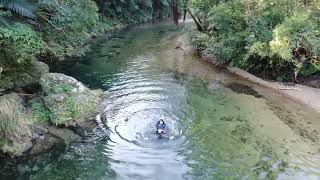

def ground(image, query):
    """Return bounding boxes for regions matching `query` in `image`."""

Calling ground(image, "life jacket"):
[156,121,166,130]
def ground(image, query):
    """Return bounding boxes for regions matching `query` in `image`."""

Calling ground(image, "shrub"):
[38,0,99,60]
[190,0,320,80]
[270,12,320,77]
[0,23,46,70]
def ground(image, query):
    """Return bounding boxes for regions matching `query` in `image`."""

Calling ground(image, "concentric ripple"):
[98,52,192,179]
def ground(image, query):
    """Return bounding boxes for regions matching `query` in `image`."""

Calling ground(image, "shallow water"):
[2,22,320,180]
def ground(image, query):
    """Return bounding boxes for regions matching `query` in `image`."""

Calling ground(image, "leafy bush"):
[0,23,46,70]
[270,12,320,77]
[97,0,172,24]
[194,1,248,65]
[38,0,99,60]
[190,0,320,80]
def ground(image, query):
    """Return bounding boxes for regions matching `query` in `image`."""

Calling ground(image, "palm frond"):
[0,0,35,19]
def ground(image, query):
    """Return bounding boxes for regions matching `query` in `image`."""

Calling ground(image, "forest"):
[190,0,320,82]
[0,0,182,86]
[1,0,319,88]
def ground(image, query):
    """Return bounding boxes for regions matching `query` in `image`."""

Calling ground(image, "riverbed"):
[2,22,320,180]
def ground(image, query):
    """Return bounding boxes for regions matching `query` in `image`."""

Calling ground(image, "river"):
[2,22,320,180]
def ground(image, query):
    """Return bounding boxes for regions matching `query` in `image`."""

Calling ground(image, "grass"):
[27,97,50,124]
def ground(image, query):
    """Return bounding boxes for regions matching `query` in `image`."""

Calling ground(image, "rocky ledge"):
[0,72,107,156]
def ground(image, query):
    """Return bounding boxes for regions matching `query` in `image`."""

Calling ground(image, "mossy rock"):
[0,61,49,95]
[0,93,32,155]
[40,73,86,95]
[40,73,106,126]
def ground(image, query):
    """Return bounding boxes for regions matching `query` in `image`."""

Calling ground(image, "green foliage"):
[47,83,74,95]
[191,31,210,50]
[97,0,184,24]
[190,0,320,80]
[37,0,99,60]
[200,1,248,65]
[27,97,50,123]
[0,23,46,70]
[1,0,185,63]
[0,0,35,20]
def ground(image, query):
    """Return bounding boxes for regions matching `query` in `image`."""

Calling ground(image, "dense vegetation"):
[189,0,320,81]
[1,0,319,86]
[0,0,183,83]
[0,0,186,155]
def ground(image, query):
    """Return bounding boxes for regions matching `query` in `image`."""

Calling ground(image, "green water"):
[2,22,320,180]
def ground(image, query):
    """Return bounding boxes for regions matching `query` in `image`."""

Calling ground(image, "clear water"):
[2,22,320,180]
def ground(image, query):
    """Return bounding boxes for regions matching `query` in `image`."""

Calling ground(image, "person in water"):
[156,118,166,135]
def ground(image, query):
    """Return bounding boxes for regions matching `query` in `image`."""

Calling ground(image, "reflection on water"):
[2,22,320,180]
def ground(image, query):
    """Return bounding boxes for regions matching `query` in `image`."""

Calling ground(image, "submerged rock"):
[30,134,62,155]
[226,82,263,98]
[48,126,81,144]
[40,73,107,126]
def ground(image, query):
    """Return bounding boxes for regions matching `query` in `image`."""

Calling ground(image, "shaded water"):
[2,22,320,179]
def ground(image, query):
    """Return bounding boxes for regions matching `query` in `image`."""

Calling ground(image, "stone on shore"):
[0,94,32,156]
[39,73,107,126]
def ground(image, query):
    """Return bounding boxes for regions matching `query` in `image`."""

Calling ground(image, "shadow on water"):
[226,82,263,98]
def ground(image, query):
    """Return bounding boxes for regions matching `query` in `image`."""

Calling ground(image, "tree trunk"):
[172,0,179,25]
[183,8,187,22]
[187,9,203,31]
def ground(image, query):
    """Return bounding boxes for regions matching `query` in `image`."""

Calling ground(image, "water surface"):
[2,22,320,180]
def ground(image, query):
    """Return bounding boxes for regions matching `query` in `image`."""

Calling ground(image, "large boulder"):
[39,73,107,126]
[0,94,33,156]
[0,61,49,95]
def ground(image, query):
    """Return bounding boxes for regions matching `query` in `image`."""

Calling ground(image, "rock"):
[208,82,224,91]
[32,133,40,140]
[32,61,49,76]
[39,135,45,140]
[40,73,107,126]
[30,125,48,137]
[32,165,39,171]
[0,93,33,156]
[48,126,81,144]
[70,117,98,136]
[0,61,49,94]
[40,73,86,95]
[0,75,15,95]
[30,134,62,155]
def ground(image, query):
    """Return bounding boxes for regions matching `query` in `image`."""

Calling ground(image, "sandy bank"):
[178,33,320,113]
[227,67,320,112]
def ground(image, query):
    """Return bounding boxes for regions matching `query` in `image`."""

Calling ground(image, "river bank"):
[178,32,320,113]
[0,22,129,157]
[176,30,320,144]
